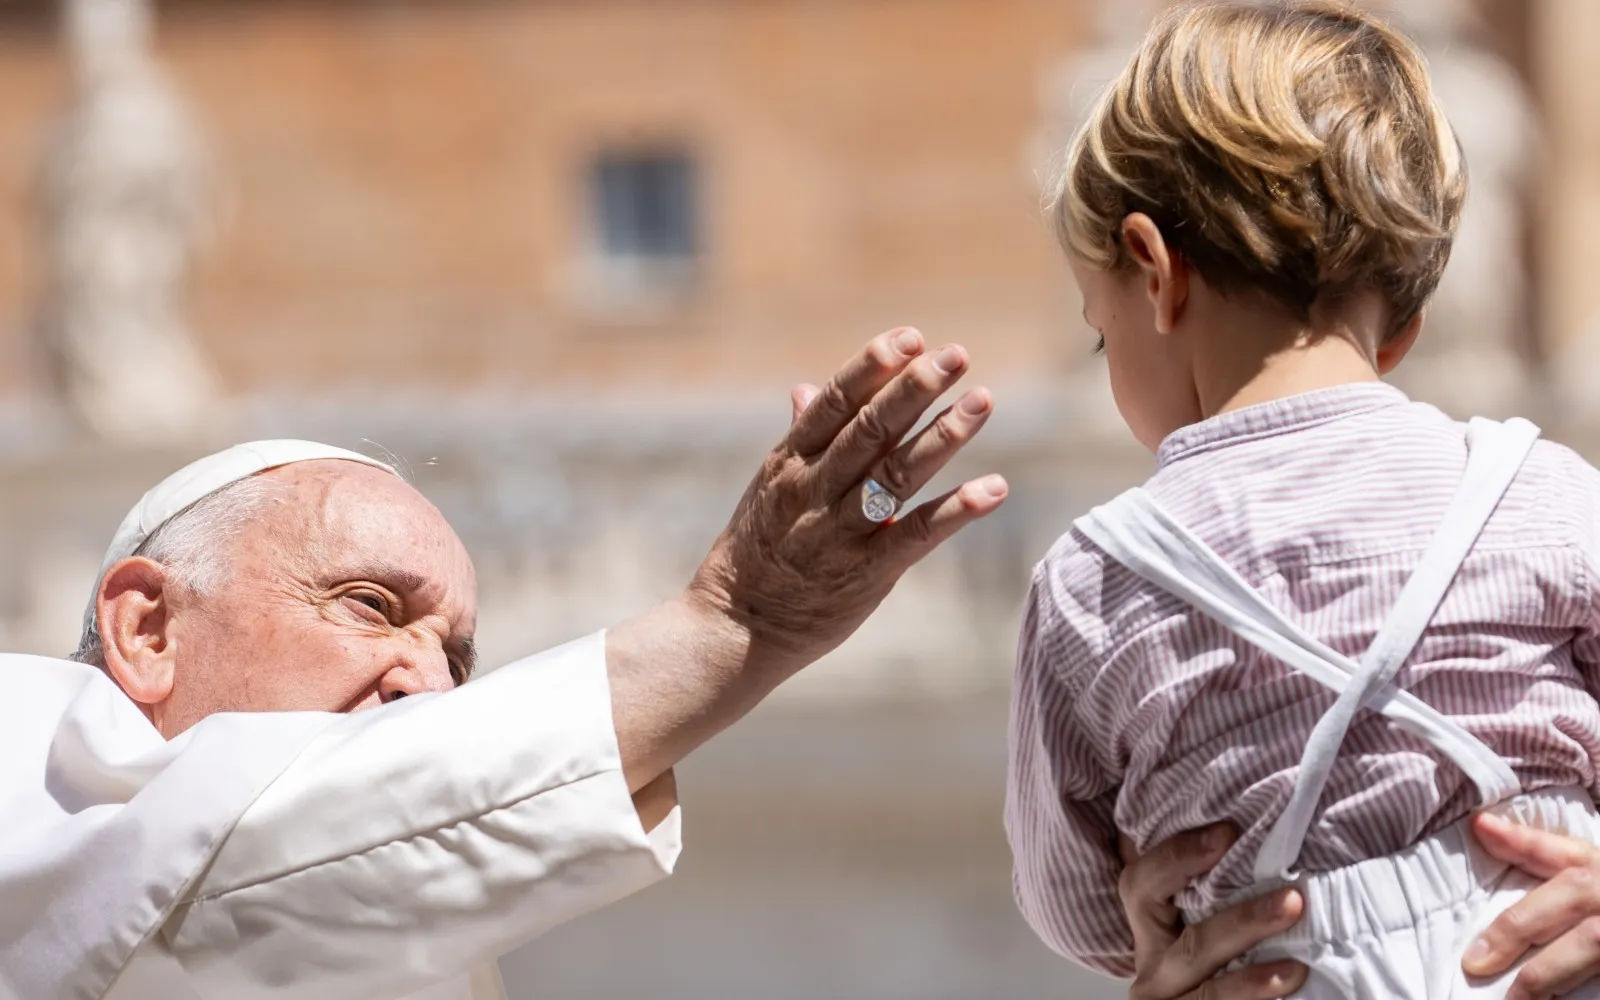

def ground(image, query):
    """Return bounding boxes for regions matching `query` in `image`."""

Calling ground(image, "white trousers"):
[1235,789,1600,999]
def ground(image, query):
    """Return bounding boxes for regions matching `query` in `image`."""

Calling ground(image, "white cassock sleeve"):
[163,631,682,999]
[0,633,678,1000]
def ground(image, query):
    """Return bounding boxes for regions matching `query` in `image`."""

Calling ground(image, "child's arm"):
[1563,451,1600,722]
[1005,562,1133,976]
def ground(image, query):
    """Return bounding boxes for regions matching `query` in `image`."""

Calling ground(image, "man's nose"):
[378,641,455,703]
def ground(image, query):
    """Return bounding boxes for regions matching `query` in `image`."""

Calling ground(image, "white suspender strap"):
[1074,418,1539,882]
[1252,416,1540,880]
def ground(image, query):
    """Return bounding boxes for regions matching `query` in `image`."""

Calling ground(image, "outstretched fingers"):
[787,329,924,456]
[871,474,1008,569]
[790,384,821,426]
[860,387,994,510]
[814,343,971,499]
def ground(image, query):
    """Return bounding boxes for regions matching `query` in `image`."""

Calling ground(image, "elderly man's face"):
[102,460,477,737]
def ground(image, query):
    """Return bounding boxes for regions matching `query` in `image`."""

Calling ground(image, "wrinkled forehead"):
[253,460,477,610]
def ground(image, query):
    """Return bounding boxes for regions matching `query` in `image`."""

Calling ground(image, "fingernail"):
[1463,936,1491,967]
[1273,890,1296,918]
[894,329,923,355]
[933,346,964,374]
[958,393,990,417]
[979,475,1007,498]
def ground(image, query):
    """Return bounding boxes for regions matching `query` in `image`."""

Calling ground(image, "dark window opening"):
[592,150,699,262]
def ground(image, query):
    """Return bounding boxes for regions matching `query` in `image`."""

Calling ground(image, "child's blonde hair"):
[1054,0,1464,333]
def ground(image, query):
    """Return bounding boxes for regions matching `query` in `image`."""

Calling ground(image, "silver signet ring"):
[859,477,901,524]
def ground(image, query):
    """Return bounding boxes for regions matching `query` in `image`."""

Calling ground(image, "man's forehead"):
[263,460,432,525]
[264,457,404,491]
[255,461,476,596]
[86,441,400,634]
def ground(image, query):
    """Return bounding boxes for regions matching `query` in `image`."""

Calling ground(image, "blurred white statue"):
[36,0,224,445]
[1384,0,1539,419]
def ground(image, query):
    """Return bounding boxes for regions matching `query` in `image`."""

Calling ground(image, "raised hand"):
[687,327,1007,678]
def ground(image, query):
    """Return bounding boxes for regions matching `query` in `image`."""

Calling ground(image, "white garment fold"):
[0,632,681,1000]
[1236,788,1600,1000]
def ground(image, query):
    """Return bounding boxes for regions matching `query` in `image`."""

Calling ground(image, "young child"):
[1004,2,1600,996]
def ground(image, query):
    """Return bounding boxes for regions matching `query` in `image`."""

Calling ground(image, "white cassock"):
[0,441,682,1000]
[0,634,681,1000]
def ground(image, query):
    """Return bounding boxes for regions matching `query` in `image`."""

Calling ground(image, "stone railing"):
[0,380,1151,698]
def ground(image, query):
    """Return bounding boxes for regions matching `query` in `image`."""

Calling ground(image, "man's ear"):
[97,557,177,707]
[1122,213,1189,335]
[1377,310,1424,374]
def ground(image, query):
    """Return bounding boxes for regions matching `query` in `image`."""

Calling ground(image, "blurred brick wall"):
[0,0,1091,398]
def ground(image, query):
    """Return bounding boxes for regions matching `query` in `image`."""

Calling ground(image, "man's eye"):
[346,592,389,615]
[1093,334,1106,356]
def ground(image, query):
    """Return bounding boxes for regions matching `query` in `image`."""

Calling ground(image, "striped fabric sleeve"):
[1005,564,1135,977]
[1560,448,1600,701]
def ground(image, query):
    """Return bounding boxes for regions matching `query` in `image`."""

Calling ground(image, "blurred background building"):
[0,1,1595,997]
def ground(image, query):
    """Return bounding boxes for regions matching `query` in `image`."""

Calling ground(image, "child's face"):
[1070,255,1201,452]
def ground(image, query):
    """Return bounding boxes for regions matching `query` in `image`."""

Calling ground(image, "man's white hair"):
[72,475,285,667]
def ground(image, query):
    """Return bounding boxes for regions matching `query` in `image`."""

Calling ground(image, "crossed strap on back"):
[1075,417,1542,883]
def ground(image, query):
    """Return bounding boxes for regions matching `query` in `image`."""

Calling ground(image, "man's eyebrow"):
[328,563,435,601]
[338,563,433,596]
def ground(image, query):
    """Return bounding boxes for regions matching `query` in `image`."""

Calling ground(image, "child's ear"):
[1377,311,1424,374]
[1122,213,1189,335]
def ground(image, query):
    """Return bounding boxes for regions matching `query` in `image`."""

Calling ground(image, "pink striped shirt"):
[1005,383,1600,977]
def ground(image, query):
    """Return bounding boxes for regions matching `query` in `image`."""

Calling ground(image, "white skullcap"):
[84,439,396,634]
